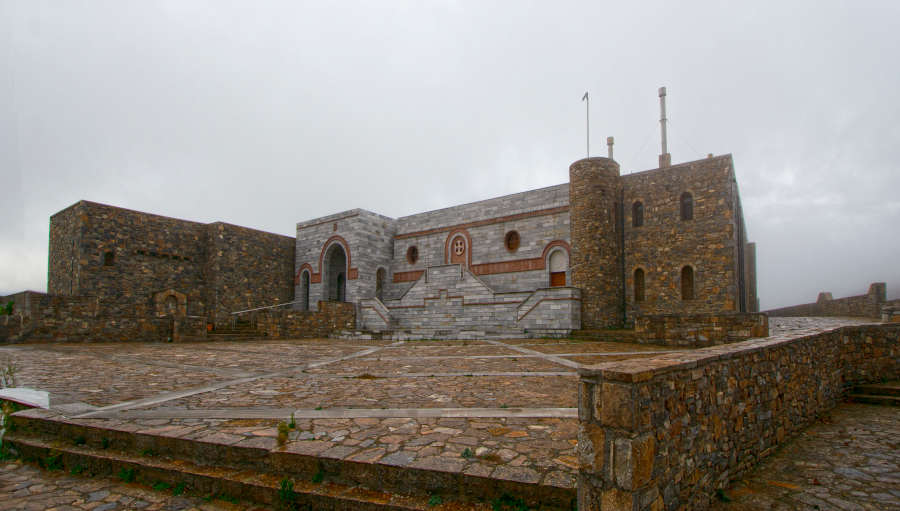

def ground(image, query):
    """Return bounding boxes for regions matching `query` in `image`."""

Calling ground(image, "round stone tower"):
[569,157,623,329]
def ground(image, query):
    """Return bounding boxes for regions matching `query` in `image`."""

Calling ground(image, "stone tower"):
[569,157,623,328]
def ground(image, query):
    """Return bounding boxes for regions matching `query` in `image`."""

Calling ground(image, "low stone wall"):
[576,323,899,511]
[254,301,355,339]
[634,312,768,347]
[0,292,206,343]
[765,282,888,318]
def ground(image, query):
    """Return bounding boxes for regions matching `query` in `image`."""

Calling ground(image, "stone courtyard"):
[1,317,895,510]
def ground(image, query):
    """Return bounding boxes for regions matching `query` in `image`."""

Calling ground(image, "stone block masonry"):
[634,312,768,347]
[253,301,355,339]
[576,323,899,511]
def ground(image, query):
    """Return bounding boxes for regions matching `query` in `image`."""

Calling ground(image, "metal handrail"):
[229,300,304,316]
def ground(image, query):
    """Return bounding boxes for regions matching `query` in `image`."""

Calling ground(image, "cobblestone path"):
[712,403,900,511]
[0,460,259,510]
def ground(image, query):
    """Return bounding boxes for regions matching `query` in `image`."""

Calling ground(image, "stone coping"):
[579,319,885,382]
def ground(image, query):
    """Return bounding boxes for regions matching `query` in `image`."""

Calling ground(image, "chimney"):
[658,86,671,167]
[607,136,615,159]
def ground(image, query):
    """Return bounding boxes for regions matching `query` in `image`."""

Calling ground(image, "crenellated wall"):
[576,323,900,511]
[765,282,893,319]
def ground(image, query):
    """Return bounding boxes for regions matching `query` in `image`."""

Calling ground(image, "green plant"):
[500,403,508,409]
[73,436,86,446]
[278,478,297,510]
[428,494,443,507]
[153,481,171,491]
[101,438,110,449]
[461,448,473,459]
[139,448,155,457]
[70,464,85,475]
[43,453,63,471]
[491,493,529,511]
[715,489,732,502]
[173,482,186,496]
[218,493,238,503]
[289,413,296,429]
[311,468,324,483]
[0,356,18,388]
[277,421,290,446]
[118,467,135,483]
[315,406,323,411]
[3,302,13,316]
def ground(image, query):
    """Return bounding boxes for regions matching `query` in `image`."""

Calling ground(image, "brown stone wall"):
[765,282,887,318]
[570,157,623,328]
[634,312,768,347]
[49,201,208,317]
[48,203,85,296]
[622,155,742,321]
[577,323,900,511]
[254,301,355,338]
[0,292,205,343]
[204,222,295,326]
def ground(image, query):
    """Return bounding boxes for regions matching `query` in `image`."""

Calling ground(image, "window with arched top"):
[300,271,310,311]
[632,201,644,227]
[406,246,419,264]
[549,249,568,287]
[681,266,694,300]
[680,192,693,221]
[634,268,645,302]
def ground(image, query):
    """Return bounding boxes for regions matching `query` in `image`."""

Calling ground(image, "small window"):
[634,268,645,302]
[632,201,644,227]
[504,231,520,252]
[406,246,419,264]
[680,192,693,221]
[681,266,694,300]
[103,251,115,266]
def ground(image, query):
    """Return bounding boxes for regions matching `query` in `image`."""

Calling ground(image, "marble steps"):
[7,408,575,510]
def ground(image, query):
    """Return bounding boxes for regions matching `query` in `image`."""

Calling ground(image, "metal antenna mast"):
[582,91,589,157]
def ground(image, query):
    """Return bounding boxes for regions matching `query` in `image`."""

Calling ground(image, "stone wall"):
[765,282,888,319]
[576,323,900,511]
[253,301,355,339]
[634,313,769,347]
[0,291,206,343]
[47,201,296,327]
[622,155,745,321]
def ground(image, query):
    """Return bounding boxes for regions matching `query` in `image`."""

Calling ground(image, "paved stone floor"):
[0,460,255,510]
[712,403,900,511]
[0,316,877,508]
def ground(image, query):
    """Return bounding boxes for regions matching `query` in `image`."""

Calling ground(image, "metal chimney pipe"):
[658,87,671,167]
[607,136,615,159]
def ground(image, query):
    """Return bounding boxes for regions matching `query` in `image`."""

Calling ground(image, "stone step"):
[569,329,639,343]
[8,409,575,510]
[853,381,900,397]
[5,434,442,511]
[847,394,900,406]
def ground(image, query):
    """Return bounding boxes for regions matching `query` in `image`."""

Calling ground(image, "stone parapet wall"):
[516,287,581,332]
[634,312,768,347]
[576,323,900,511]
[765,282,887,318]
[254,301,355,339]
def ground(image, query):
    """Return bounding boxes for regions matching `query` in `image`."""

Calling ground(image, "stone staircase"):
[848,380,900,406]
[206,319,266,342]
[4,408,575,510]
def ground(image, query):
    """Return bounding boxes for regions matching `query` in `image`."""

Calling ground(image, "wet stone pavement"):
[0,316,881,509]
[712,403,900,511]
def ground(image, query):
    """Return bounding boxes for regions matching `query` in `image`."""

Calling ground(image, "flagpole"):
[582,91,589,157]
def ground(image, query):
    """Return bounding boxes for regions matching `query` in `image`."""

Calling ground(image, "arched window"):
[406,246,419,264]
[632,201,644,227]
[634,268,645,302]
[375,268,386,302]
[300,271,310,311]
[680,192,693,221]
[549,249,568,287]
[681,266,694,300]
[505,231,520,252]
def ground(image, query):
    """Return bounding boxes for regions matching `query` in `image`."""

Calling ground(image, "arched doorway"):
[300,270,310,311]
[375,268,386,301]
[450,235,467,265]
[549,249,568,287]
[324,243,347,302]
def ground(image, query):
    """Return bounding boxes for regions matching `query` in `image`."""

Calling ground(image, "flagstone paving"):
[0,316,879,509]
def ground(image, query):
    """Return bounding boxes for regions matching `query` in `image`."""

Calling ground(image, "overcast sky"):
[2,1,898,309]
